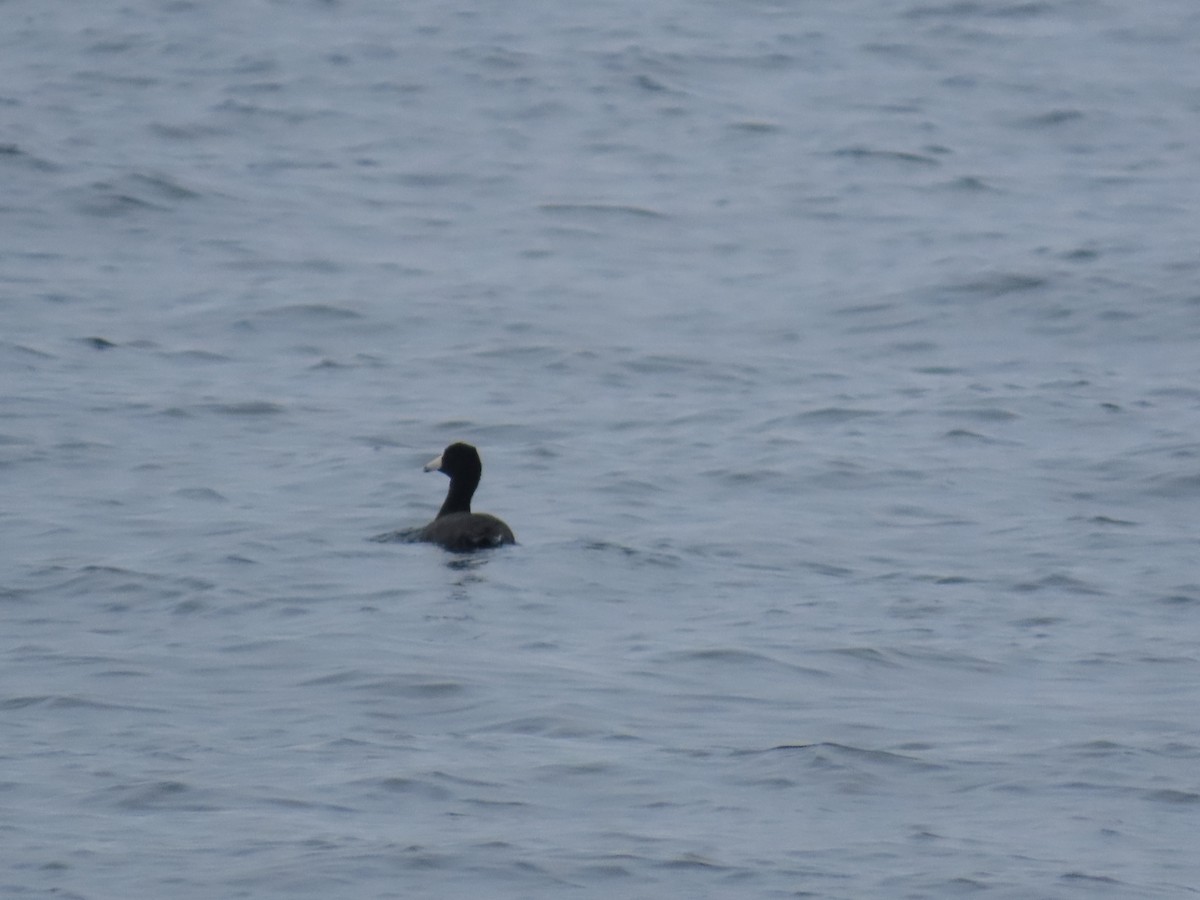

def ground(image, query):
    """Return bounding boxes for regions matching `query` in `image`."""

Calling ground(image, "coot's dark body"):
[417,511,514,552]
[415,442,515,551]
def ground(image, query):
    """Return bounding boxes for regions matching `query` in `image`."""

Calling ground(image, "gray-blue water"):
[4,2,1200,897]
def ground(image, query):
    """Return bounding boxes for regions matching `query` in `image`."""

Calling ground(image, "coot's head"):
[424,442,483,481]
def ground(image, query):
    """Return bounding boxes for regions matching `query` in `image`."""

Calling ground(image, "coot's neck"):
[437,474,477,517]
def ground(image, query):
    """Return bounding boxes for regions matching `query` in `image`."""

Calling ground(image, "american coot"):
[415,442,516,551]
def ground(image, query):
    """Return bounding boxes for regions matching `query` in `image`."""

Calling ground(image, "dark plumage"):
[415,442,515,551]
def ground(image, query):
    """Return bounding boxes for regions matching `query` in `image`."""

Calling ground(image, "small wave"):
[740,742,947,780]
[369,527,423,543]
[575,540,682,568]
[942,428,1015,444]
[656,854,732,871]
[1159,591,1200,606]
[1059,871,1127,885]
[1143,789,1200,805]
[475,344,561,362]
[367,679,469,699]
[163,348,232,363]
[765,407,883,426]
[1144,473,1200,498]
[832,302,895,317]
[201,400,287,416]
[1012,573,1106,596]
[68,172,204,217]
[371,777,455,801]
[0,142,59,172]
[173,486,228,502]
[1,694,142,711]
[33,565,214,602]
[891,646,1002,671]
[887,339,938,354]
[822,646,903,667]
[940,175,999,192]
[701,466,794,488]
[661,647,828,678]
[632,73,673,93]
[833,146,940,166]
[622,353,722,375]
[1079,514,1137,527]
[100,780,217,812]
[939,407,1019,422]
[396,170,470,188]
[538,202,668,220]
[799,560,856,578]
[1014,108,1086,128]
[906,2,1052,20]
[939,272,1050,298]
[0,341,55,360]
[728,119,781,134]
[258,303,363,320]
[78,336,118,350]
[1065,740,1133,755]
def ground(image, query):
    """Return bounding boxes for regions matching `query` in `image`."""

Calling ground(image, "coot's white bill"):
[423,454,442,472]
